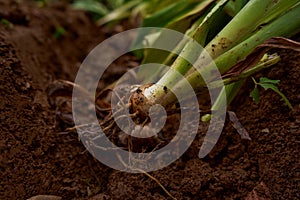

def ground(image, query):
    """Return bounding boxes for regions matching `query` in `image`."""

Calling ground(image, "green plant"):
[250,77,292,108]
[0,19,13,29]
[49,2,299,195]
[127,0,299,119]
[72,0,199,25]
[72,0,142,22]
[53,26,66,39]
[66,0,299,127]
[67,0,299,123]
[73,0,110,19]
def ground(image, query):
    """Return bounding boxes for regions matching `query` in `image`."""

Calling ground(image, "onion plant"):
[47,0,299,194]
[127,0,300,120]
[70,0,300,124]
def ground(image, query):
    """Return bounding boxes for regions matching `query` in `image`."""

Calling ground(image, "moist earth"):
[0,1,299,199]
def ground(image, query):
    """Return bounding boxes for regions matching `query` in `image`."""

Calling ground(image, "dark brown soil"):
[0,1,299,199]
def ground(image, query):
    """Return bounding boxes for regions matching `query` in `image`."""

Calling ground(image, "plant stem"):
[204,0,299,59]
[201,53,281,122]
[142,0,230,103]
[209,54,281,88]
[139,1,300,111]
[186,3,300,93]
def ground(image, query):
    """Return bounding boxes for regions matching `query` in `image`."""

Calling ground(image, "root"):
[102,121,115,132]
[49,80,179,199]
[142,171,177,200]
[116,152,177,200]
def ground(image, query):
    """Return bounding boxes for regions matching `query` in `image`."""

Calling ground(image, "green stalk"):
[185,0,299,79]
[141,15,206,83]
[139,1,299,112]
[143,0,233,83]
[260,0,300,24]
[142,0,230,104]
[143,0,300,105]
[201,54,281,122]
[223,0,249,17]
[186,3,300,93]
[209,54,281,88]
[203,0,299,59]
[162,14,207,66]
[155,0,248,69]
[137,0,217,83]
[164,0,229,78]
[213,80,244,113]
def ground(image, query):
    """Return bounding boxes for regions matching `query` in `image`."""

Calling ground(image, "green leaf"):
[258,82,278,90]
[259,82,292,109]
[53,26,66,39]
[107,0,127,9]
[0,19,13,29]
[73,0,109,17]
[250,86,260,103]
[141,1,194,28]
[166,0,216,29]
[259,77,280,84]
[251,77,292,108]
[134,0,214,47]
[271,89,293,109]
[147,0,181,14]
[258,78,293,109]
[96,0,140,25]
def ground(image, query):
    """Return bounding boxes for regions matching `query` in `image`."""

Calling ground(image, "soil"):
[0,1,299,199]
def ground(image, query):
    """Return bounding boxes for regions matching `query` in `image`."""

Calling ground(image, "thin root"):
[102,121,116,132]
[136,169,177,200]
[116,152,177,200]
